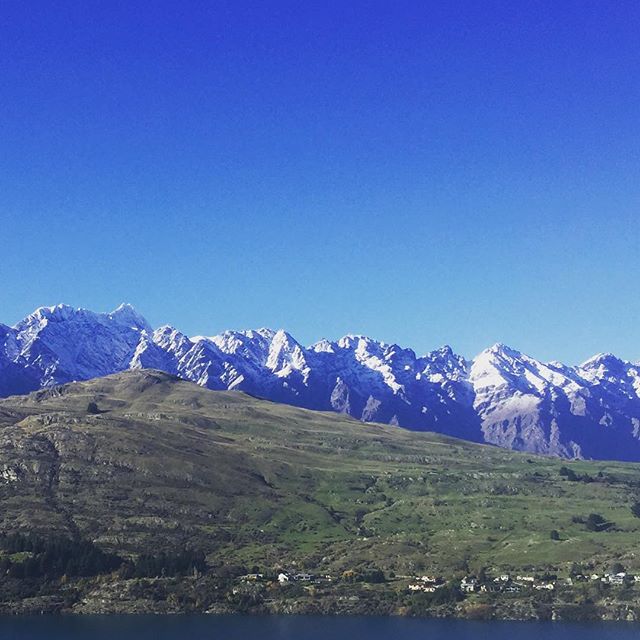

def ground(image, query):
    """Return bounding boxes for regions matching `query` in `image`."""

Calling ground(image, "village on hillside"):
[234,565,640,599]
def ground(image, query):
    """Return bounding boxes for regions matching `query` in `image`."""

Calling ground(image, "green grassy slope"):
[0,369,639,578]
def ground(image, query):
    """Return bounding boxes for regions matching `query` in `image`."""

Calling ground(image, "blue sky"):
[1,1,639,364]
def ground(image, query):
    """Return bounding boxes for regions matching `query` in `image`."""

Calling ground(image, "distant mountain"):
[1,303,639,460]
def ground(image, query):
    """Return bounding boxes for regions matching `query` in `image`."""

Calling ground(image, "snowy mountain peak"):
[434,344,454,357]
[579,352,625,371]
[337,334,370,350]
[108,303,151,331]
[16,303,76,327]
[420,346,468,376]
[310,339,335,353]
[484,342,523,359]
[266,330,308,377]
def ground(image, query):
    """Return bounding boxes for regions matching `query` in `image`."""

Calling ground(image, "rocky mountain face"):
[1,303,639,460]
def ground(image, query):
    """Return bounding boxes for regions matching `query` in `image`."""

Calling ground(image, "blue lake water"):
[0,616,637,640]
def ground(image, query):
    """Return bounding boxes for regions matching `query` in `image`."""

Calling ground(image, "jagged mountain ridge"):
[1,303,639,461]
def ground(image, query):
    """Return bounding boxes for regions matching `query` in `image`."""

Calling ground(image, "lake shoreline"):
[1,575,640,624]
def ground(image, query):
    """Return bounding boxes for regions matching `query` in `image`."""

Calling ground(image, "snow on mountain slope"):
[2,303,640,461]
[470,344,584,457]
[11,304,151,387]
[469,344,640,459]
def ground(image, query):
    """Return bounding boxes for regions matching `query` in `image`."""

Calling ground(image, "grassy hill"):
[1,368,640,584]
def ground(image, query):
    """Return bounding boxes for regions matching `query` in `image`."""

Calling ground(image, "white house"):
[603,572,626,585]
[294,573,313,582]
[460,577,479,593]
[409,583,436,593]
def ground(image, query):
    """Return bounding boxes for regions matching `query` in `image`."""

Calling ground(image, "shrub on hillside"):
[585,513,612,532]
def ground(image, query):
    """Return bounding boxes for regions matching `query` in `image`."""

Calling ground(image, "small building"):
[240,573,263,582]
[277,572,290,583]
[603,572,626,585]
[409,583,436,593]
[480,583,502,593]
[460,577,479,593]
[294,572,314,582]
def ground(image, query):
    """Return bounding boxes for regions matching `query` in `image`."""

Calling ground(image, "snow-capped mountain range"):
[2,303,640,461]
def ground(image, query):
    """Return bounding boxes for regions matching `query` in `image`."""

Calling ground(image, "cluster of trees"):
[571,513,614,532]
[341,566,386,583]
[585,514,613,532]
[0,533,122,579]
[559,467,618,484]
[0,533,209,582]
[559,466,594,483]
[122,550,207,578]
[409,583,464,607]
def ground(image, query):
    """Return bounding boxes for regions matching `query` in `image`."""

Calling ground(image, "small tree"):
[550,530,560,541]
[87,401,100,414]
[361,567,386,583]
[630,502,640,518]
[559,466,578,481]
[586,513,612,532]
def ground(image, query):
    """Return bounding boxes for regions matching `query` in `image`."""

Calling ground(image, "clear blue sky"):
[1,1,639,364]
